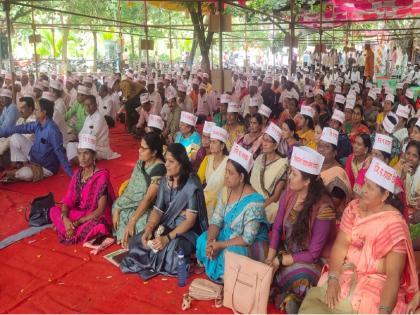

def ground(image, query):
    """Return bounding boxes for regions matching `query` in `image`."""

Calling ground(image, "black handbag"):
[25,192,55,227]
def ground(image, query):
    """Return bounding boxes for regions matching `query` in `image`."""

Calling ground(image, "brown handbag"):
[223,251,274,314]
[181,278,223,310]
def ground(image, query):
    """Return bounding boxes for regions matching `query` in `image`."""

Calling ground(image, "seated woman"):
[175,111,201,160]
[197,126,229,218]
[50,134,115,244]
[192,121,213,172]
[295,105,316,149]
[120,143,208,279]
[353,134,407,219]
[237,113,264,159]
[213,95,228,127]
[250,122,288,223]
[398,141,420,248]
[344,133,371,188]
[346,105,370,144]
[243,99,260,131]
[223,102,246,151]
[317,127,352,218]
[196,143,269,283]
[112,132,166,247]
[300,158,418,314]
[266,146,335,313]
[279,118,300,159]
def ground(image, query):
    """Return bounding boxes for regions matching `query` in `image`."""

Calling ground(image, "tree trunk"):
[92,31,98,72]
[61,29,69,74]
[201,48,211,73]
[60,15,70,74]
[187,3,214,74]
[188,31,198,65]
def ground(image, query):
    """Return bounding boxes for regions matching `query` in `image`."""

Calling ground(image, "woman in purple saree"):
[50,134,115,244]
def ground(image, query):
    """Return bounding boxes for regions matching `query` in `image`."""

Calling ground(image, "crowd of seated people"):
[1,55,420,313]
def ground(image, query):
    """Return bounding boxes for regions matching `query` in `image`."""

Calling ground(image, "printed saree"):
[250,154,289,223]
[112,161,166,242]
[50,168,115,244]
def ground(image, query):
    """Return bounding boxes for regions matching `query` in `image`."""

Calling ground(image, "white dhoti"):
[15,166,53,181]
[10,134,33,162]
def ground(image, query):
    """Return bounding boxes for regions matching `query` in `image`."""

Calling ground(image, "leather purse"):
[223,251,273,314]
[181,278,223,310]
[25,192,55,227]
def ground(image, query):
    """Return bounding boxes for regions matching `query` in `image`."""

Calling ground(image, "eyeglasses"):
[139,146,150,151]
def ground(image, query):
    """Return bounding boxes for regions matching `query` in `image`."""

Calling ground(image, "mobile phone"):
[92,235,108,246]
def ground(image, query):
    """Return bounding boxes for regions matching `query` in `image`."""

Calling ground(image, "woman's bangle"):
[328,274,339,282]
[378,305,392,313]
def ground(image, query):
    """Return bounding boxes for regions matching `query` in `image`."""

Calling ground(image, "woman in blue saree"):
[196,143,269,282]
[120,143,208,279]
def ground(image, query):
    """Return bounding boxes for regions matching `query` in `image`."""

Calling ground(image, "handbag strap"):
[230,266,259,314]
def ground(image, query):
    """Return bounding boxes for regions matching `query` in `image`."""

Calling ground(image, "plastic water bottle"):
[177,249,187,287]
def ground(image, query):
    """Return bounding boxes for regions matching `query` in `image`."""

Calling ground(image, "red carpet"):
[0,123,280,314]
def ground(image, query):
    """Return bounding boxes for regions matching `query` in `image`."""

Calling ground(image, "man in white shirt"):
[66,95,120,163]
[350,65,361,83]
[20,73,33,96]
[0,95,36,166]
[177,83,193,113]
[65,78,78,109]
[240,80,263,115]
[83,76,98,97]
[97,84,115,127]
[147,78,162,115]
[196,83,212,123]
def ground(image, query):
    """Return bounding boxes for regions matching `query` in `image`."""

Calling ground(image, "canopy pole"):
[118,0,122,72]
[288,0,295,78]
[272,21,275,66]
[31,0,38,80]
[218,0,224,91]
[319,0,323,56]
[4,0,16,102]
[245,13,248,67]
[144,0,149,68]
[169,10,173,69]
[138,36,142,70]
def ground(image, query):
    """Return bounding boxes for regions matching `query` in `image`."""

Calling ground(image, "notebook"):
[103,249,129,267]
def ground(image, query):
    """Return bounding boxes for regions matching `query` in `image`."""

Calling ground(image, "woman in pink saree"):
[300,158,418,314]
[50,134,115,244]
